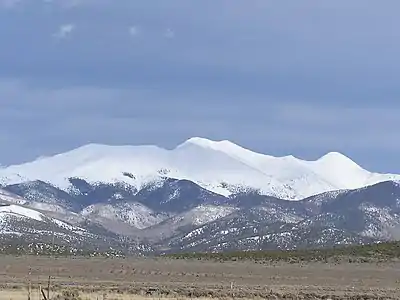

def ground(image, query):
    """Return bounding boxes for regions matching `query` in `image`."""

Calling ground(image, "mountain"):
[0,138,400,254]
[157,181,400,253]
[1,137,399,200]
[0,179,399,254]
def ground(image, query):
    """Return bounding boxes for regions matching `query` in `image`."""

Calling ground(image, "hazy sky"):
[1,0,399,172]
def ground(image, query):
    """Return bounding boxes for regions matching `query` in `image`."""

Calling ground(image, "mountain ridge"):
[1,137,399,200]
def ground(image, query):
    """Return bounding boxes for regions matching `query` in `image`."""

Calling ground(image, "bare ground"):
[0,256,400,299]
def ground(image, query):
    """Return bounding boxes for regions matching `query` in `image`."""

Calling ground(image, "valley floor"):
[0,256,399,299]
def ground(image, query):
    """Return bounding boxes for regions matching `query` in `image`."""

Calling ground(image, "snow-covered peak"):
[0,137,399,200]
[310,152,369,189]
[316,151,357,165]
[180,137,300,167]
[181,137,241,151]
[183,137,315,162]
[181,137,267,158]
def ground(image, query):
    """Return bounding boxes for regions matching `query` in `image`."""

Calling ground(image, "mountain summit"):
[0,137,399,200]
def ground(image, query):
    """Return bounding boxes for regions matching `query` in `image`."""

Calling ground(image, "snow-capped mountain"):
[0,138,400,254]
[0,137,399,200]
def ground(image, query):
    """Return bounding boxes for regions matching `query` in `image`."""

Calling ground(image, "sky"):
[0,0,400,173]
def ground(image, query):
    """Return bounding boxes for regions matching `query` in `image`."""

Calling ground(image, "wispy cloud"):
[53,23,75,39]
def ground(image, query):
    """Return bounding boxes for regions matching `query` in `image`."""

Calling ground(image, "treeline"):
[165,242,400,263]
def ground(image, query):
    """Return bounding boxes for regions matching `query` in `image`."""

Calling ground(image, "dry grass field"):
[0,256,399,299]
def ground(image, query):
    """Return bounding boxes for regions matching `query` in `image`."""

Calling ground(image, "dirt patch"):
[0,256,399,299]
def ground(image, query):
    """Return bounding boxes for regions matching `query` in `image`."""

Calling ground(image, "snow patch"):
[0,205,43,221]
[0,189,27,205]
[188,205,237,226]
[52,218,87,235]
[26,202,67,214]
[81,202,166,229]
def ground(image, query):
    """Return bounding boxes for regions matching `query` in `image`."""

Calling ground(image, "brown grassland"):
[0,255,399,300]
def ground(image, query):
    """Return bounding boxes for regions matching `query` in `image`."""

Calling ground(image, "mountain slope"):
[159,181,400,253]
[0,203,87,242]
[0,179,400,254]
[1,138,399,200]
[134,178,229,212]
[0,201,151,255]
[4,180,77,212]
[0,188,26,205]
[81,201,168,230]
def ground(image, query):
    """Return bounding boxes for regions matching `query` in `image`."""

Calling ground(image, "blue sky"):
[0,0,399,172]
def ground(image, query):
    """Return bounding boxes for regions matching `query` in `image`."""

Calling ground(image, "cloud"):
[53,23,75,39]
